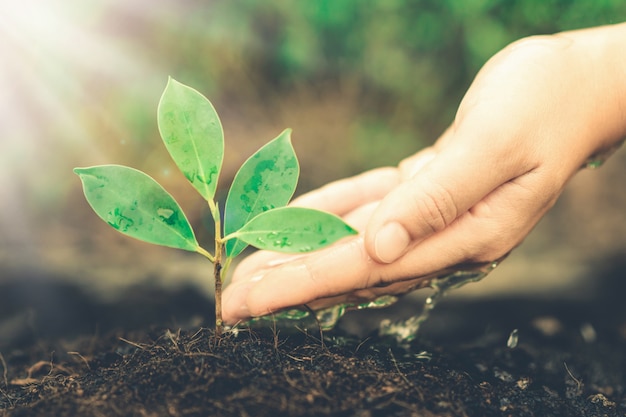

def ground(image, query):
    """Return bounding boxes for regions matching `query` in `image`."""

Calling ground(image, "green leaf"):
[226,207,358,253]
[157,77,224,201]
[224,129,299,257]
[74,165,199,252]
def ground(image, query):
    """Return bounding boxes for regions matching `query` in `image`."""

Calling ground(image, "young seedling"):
[74,78,357,336]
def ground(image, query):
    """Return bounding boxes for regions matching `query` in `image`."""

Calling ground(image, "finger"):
[229,251,306,285]
[397,131,453,180]
[364,115,539,264]
[290,167,400,215]
[303,275,432,311]
[223,236,374,322]
[372,168,558,281]
[222,279,256,324]
[397,147,437,180]
[229,200,380,285]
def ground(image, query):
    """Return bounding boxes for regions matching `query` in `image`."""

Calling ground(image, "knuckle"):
[348,288,381,302]
[502,34,571,63]
[460,223,520,263]
[411,182,458,234]
[506,35,551,51]
[301,262,329,300]
[468,242,513,264]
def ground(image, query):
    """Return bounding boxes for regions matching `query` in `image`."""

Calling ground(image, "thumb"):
[365,140,524,264]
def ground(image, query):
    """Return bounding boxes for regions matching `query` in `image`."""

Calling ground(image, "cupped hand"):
[222,26,626,325]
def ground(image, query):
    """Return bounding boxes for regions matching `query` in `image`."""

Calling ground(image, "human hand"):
[222,24,626,325]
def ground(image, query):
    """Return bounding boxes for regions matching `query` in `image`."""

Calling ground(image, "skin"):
[222,23,626,325]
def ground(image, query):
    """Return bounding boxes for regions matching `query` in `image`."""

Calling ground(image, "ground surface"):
[0,260,625,417]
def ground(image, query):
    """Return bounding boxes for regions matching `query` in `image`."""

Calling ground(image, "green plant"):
[74,78,357,336]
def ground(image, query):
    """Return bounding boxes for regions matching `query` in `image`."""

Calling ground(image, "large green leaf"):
[226,207,358,253]
[224,129,299,257]
[157,77,224,201]
[74,165,199,252]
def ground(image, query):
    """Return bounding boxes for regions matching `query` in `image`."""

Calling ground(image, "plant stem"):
[208,199,224,337]
[196,246,214,263]
[214,260,223,337]
[221,257,233,280]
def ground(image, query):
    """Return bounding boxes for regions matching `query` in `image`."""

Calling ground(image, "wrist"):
[563,23,626,158]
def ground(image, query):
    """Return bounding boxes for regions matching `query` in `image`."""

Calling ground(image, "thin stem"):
[208,199,224,337]
[196,246,215,263]
[214,260,223,337]
[220,232,237,242]
[221,256,233,280]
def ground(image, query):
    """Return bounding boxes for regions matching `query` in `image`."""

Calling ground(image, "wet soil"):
[0,258,625,417]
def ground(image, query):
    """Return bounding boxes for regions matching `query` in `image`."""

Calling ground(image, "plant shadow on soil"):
[0,254,625,417]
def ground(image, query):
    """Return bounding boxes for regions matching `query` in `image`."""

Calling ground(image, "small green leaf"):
[74,165,199,252]
[224,129,299,257]
[226,207,358,253]
[158,77,224,201]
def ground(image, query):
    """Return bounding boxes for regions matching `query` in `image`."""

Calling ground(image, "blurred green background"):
[1,0,625,302]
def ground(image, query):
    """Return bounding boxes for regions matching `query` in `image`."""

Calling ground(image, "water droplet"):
[582,138,624,169]
[242,296,397,333]
[242,257,506,339]
[584,159,604,169]
[507,329,519,348]
[580,322,597,343]
[355,295,397,309]
[379,255,507,343]
[273,237,292,248]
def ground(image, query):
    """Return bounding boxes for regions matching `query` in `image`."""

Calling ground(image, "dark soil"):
[1,257,625,417]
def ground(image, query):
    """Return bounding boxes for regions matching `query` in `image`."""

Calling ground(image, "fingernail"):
[374,222,410,263]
